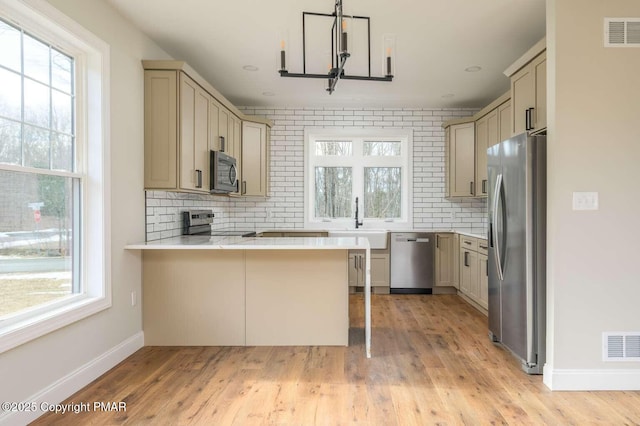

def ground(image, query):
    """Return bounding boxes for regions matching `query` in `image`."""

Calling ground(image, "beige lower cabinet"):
[459,245,479,300]
[348,250,390,293]
[478,253,488,309]
[143,249,349,346]
[435,233,457,288]
[458,235,489,313]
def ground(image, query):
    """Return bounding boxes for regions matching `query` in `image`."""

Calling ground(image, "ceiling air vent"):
[603,332,640,361]
[605,18,640,47]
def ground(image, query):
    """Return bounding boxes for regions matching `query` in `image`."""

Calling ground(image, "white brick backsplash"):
[145,106,487,241]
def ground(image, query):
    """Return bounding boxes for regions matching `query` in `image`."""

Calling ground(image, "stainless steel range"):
[182,210,215,235]
[182,209,256,237]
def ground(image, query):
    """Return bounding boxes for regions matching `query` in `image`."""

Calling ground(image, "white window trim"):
[304,127,413,230]
[0,0,111,353]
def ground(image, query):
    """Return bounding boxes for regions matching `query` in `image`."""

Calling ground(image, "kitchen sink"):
[327,230,388,249]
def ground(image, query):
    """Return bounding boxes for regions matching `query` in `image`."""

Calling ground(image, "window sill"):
[0,295,111,354]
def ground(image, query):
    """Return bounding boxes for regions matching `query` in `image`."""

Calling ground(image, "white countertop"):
[125,235,370,250]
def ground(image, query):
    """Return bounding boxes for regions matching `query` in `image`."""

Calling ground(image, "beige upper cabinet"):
[179,73,211,192]
[144,70,177,189]
[143,60,273,196]
[226,114,242,196]
[445,121,475,197]
[498,100,512,143]
[242,121,270,197]
[510,51,546,135]
[144,70,210,193]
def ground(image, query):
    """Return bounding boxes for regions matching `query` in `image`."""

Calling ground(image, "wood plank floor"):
[32,294,640,425]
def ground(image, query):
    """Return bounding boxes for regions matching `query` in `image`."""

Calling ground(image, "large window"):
[0,0,109,352]
[305,129,411,229]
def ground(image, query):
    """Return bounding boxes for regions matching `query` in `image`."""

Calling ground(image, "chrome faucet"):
[355,197,363,229]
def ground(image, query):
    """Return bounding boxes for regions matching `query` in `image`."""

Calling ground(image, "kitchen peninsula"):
[126,236,372,357]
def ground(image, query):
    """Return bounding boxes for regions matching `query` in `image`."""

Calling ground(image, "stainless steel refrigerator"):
[487,132,546,374]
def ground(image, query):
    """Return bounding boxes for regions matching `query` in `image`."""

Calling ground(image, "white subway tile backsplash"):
[144,105,487,241]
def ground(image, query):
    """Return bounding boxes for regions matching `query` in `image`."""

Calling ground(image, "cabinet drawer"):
[477,239,488,256]
[460,236,478,251]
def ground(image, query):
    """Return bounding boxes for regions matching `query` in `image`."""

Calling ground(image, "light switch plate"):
[572,192,599,210]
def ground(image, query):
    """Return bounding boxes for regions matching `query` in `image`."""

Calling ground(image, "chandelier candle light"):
[278,0,394,94]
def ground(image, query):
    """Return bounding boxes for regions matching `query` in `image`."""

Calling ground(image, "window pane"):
[0,68,22,120]
[23,32,50,85]
[0,19,21,72]
[315,140,352,156]
[51,48,73,94]
[0,117,22,165]
[364,167,401,218]
[51,133,73,172]
[315,167,352,218]
[363,141,401,156]
[52,90,72,134]
[24,125,50,169]
[24,78,50,128]
[0,170,77,317]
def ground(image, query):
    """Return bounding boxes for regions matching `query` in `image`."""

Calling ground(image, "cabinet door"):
[478,253,488,309]
[435,233,454,287]
[242,121,268,197]
[179,73,210,192]
[218,106,229,153]
[511,64,535,135]
[459,248,472,295]
[371,254,389,288]
[460,248,479,300]
[209,98,221,151]
[449,122,475,197]
[144,70,177,189]
[533,53,546,131]
[229,114,242,195]
[348,253,359,287]
[498,100,512,144]
[475,112,494,197]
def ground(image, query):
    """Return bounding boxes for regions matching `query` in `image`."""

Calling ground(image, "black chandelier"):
[278,0,394,94]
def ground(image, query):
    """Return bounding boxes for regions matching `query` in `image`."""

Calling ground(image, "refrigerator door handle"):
[492,173,505,281]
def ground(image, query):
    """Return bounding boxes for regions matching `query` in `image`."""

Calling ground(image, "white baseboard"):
[0,331,144,426]
[544,365,640,390]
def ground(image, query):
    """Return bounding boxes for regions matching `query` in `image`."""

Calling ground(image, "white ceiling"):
[106,0,546,108]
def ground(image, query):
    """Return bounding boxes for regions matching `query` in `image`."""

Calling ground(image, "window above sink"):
[304,128,413,230]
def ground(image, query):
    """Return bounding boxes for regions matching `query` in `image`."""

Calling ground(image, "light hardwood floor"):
[33,294,640,425]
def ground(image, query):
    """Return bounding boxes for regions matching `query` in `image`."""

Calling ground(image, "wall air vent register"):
[603,332,640,361]
[604,18,640,47]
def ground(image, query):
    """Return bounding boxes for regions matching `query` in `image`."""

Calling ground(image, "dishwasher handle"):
[394,236,431,243]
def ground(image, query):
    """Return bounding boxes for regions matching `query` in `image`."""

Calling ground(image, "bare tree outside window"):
[315,167,352,218]
[363,141,401,156]
[364,167,401,218]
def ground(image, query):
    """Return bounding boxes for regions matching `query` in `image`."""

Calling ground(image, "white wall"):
[0,0,171,423]
[545,0,640,390]
[146,106,488,240]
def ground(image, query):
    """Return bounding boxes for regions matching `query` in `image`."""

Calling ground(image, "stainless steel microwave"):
[210,150,238,193]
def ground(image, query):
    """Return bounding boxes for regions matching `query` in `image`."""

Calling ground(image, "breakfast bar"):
[126,236,372,357]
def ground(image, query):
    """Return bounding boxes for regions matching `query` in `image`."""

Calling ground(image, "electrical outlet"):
[131,291,137,307]
[450,211,456,220]
[267,209,274,219]
[572,192,599,211]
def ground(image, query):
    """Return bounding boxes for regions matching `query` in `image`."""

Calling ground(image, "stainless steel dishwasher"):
[390,232,435,294]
